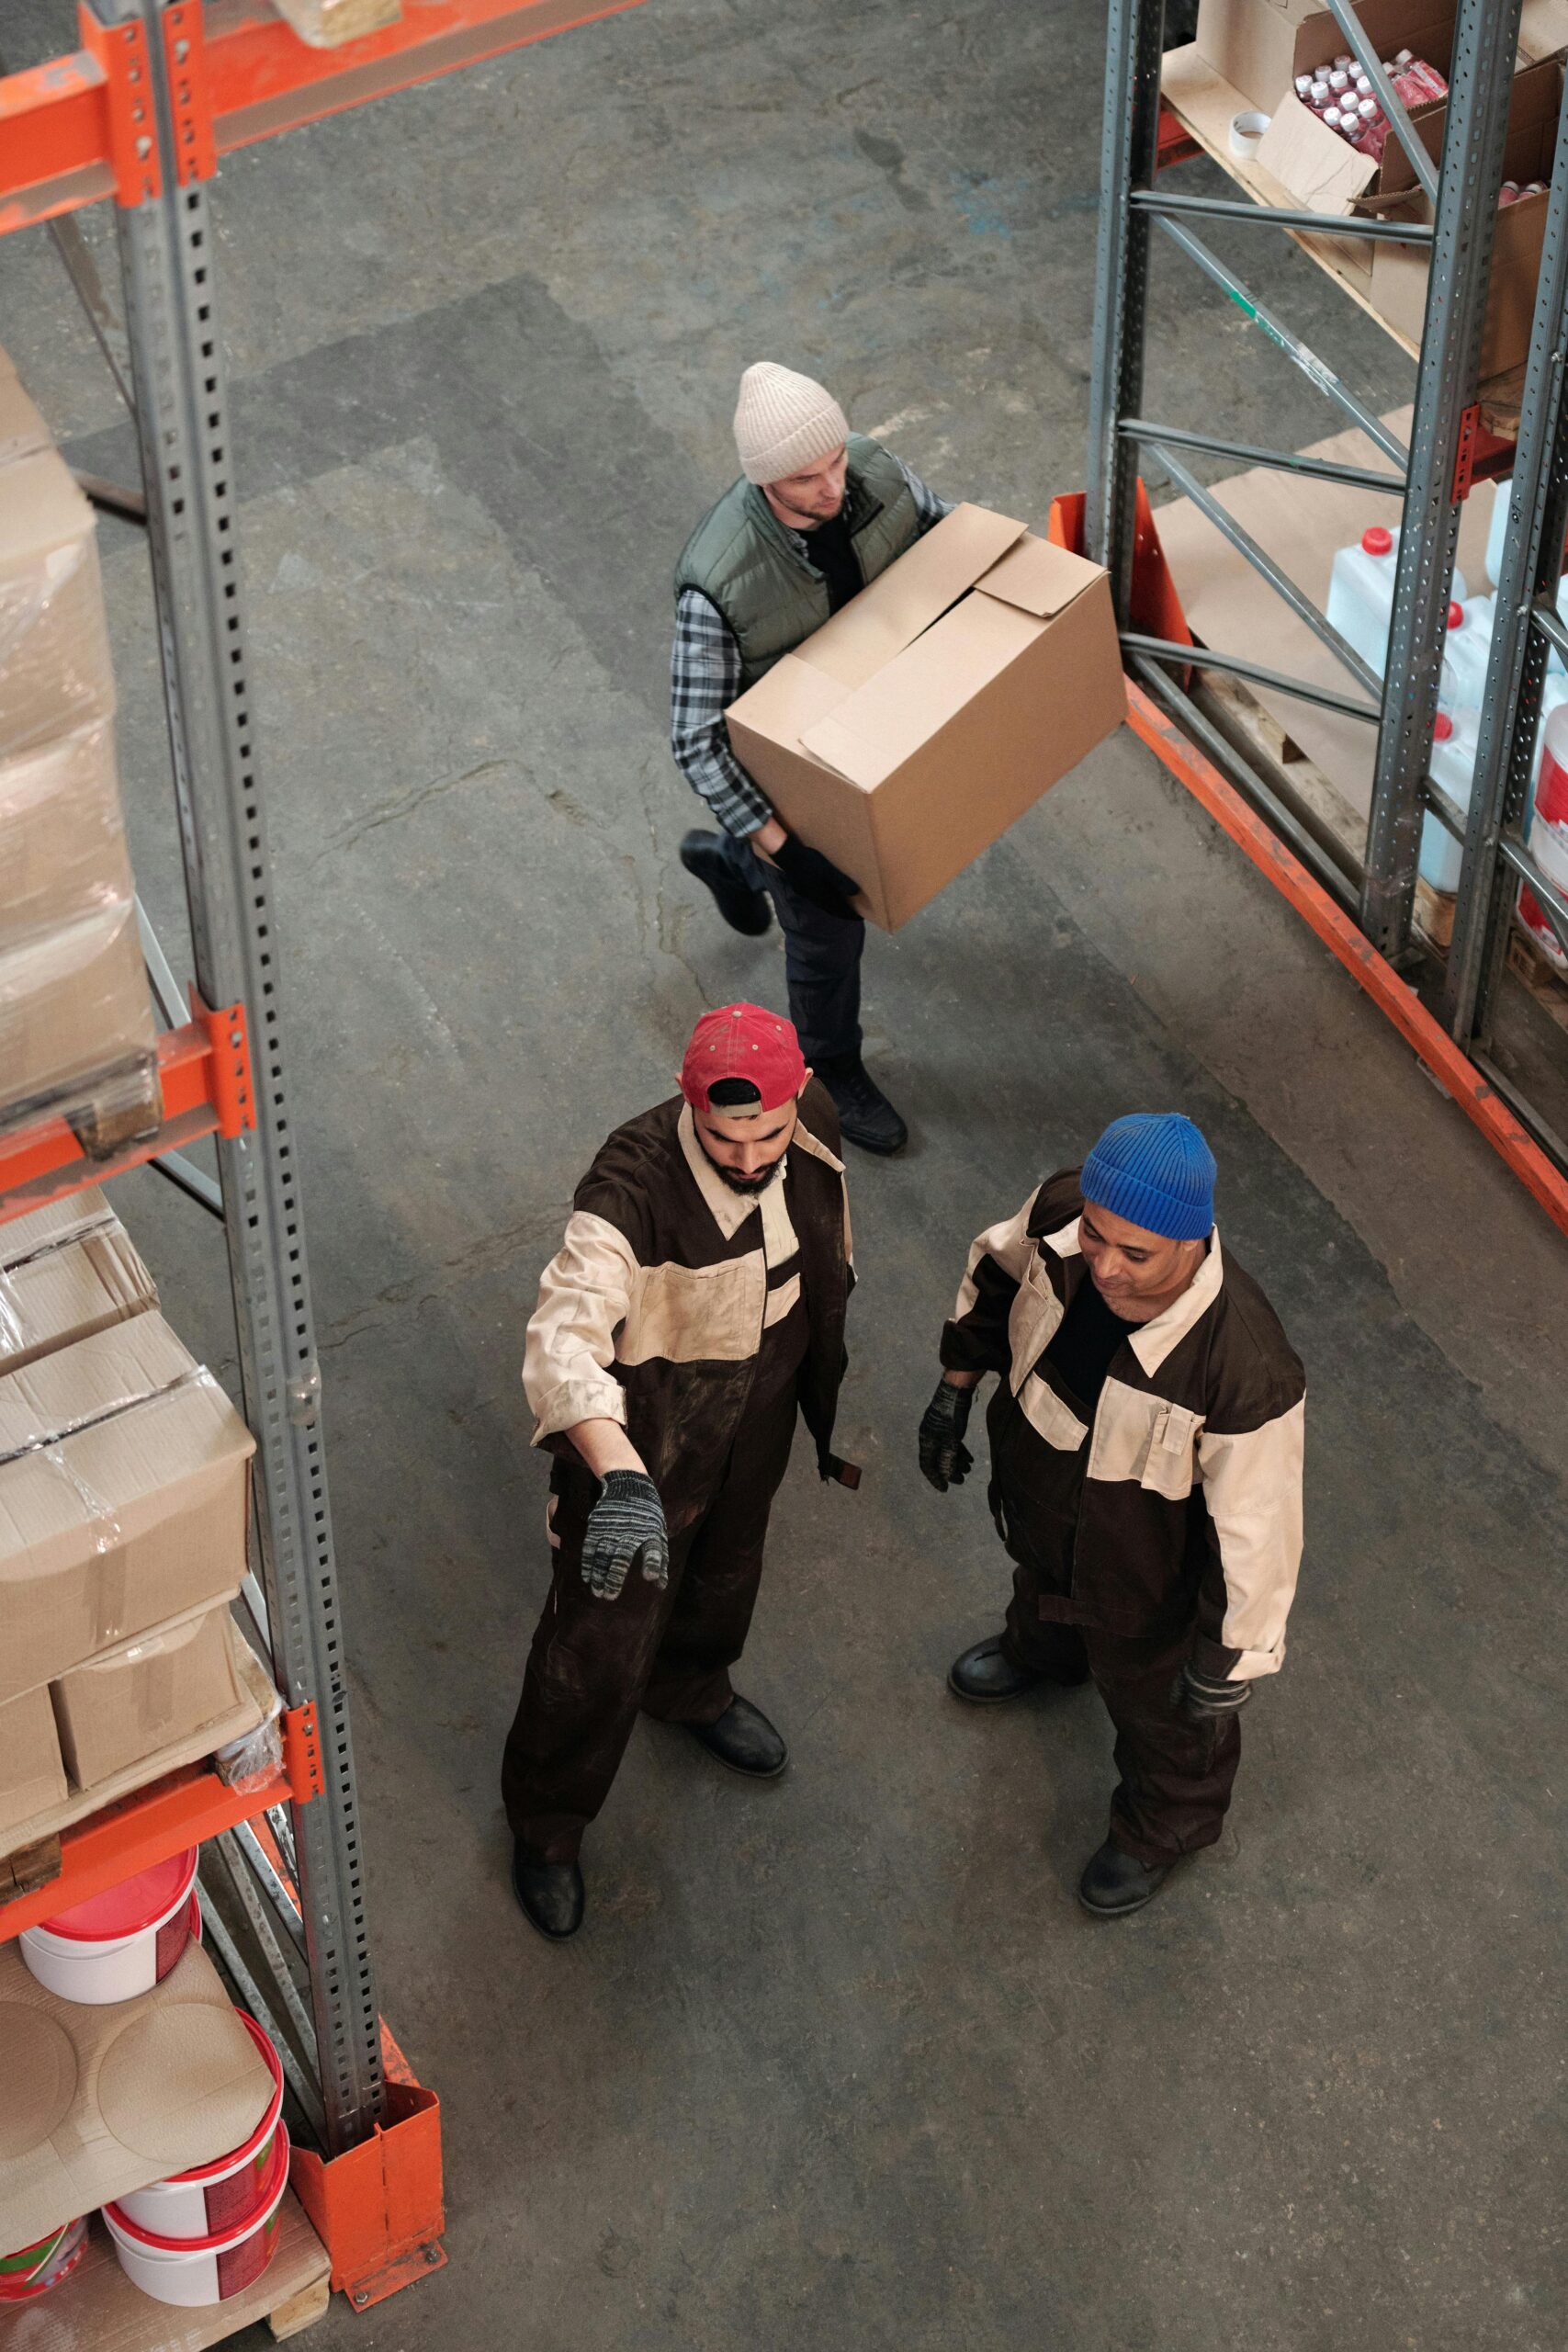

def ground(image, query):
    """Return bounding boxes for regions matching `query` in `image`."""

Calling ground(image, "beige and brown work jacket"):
[942,1169,1305,1685]
[524,1081,855,1541]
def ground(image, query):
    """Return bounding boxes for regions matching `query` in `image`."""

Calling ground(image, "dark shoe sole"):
[1077,1860,1178,1918]
[839,1122,908,1158]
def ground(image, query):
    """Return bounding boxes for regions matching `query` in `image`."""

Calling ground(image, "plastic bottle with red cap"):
[1325,523,1466,680]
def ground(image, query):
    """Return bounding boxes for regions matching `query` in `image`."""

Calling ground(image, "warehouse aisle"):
[3,3,1566,2346]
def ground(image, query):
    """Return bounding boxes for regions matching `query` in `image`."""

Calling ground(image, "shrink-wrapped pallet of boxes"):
[0,352,157,1147]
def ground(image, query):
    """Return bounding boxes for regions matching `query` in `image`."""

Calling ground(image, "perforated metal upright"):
[1087,0,1568,1195]
[90,0,385,2154]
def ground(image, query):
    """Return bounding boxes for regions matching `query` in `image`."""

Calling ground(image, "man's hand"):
[768,833,863,922]
[1173,1662,1251,1722]
[581,1470,670,1601]
[919,1376,976,1493]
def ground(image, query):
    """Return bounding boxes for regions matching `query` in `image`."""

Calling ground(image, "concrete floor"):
[4,3,1568,2346]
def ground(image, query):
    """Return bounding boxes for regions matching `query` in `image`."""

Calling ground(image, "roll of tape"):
[1228,109,1271,158]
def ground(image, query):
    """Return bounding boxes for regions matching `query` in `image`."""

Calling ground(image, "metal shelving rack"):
[1086,0,1568,1229]
[0,0,649,2323]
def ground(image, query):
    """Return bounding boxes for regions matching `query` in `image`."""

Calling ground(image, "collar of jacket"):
[676,1102,842,1238]
[1036,1214,1226,1378]
[741,473,886,573]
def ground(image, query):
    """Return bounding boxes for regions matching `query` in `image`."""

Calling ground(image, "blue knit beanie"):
[1080,1113,1216,1241]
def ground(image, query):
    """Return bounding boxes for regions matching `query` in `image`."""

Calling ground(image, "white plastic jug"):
[1419,710,1480,892]
[1485,475,1512,586]
[1325,525,1466,679]
[1441,594,1495,708]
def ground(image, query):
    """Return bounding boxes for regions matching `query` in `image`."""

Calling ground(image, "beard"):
[702,1146,784,1196]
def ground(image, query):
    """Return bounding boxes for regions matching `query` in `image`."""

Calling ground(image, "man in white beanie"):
[671,362,954,1155]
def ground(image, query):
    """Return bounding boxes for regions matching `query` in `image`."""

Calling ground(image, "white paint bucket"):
[19,1846,199,2005]
[114,2012,284,2239]
[103,2123,289,2307]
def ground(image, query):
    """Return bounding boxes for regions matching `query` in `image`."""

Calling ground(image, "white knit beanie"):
[733,362,850,485]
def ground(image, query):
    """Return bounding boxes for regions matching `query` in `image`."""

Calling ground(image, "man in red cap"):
[501,1002,857,1939]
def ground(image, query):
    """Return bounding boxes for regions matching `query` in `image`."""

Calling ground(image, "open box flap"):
[793,503,1025,690]
[1256,94,1377,216]
[800,594,1045,787]
[977,533,1101,619]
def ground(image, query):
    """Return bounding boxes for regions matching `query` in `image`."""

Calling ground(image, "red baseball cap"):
[681,1002,807,1117]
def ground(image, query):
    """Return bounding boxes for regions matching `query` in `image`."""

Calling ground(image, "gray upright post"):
[1359,0,1523,960]
[1087,0,1166,611]
[1445,73,1568,1046]
[97,0,387,2153]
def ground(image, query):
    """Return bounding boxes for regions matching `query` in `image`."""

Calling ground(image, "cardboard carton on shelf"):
[0,1194,158,1375]
[0,1614,278,1863]
[0,1680,66,1839]
[51,1598,245,1793]
[1253,53,1562,378]
[0,1936,275,2254]
[0,1311,255,1707]
[1195,0,1568,117]
[724,504,1127,932]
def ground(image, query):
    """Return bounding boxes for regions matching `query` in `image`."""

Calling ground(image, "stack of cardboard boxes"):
[0,350,155,1136]
[1189,1,1568,378]
[0,1191,261,1848]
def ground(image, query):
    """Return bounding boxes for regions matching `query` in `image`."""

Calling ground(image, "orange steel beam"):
[0,997,254,1222]
[1126,680,1568,1240]
[0,1705,323,1942]
[0,0,650,232]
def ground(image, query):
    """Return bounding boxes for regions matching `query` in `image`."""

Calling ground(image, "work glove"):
[581,1470,670,1602]
[1173,1661,1252,1723]
[770,834,863,922]
[918,1377,975,1493]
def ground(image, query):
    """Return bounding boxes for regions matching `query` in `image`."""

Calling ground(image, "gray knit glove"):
[919,1377,975,1493]
[581,1471,670,1602]
[1175,1662,1252,1723]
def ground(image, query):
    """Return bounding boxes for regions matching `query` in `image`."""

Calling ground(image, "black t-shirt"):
[1041,1277,1139,1415]
[805,513,863,613]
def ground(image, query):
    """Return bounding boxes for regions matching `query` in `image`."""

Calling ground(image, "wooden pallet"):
[1508,926,1568,1030]
[0,2193,331,2351]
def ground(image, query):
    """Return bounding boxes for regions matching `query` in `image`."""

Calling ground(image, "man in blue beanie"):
[919,1114,1305,1916]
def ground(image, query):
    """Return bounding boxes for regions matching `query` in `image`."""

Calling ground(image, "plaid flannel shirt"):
[670,458,954,838]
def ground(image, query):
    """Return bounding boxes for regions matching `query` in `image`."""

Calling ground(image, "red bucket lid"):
[106,2123,289,2253]
[38,1848,198,1942]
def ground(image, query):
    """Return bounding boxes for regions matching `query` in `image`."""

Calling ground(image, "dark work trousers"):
[502,1324,806,1864]
[1000,1559,1242,1868]
[709,831,863,1065]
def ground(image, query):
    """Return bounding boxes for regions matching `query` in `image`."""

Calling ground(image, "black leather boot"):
[512,1843,586,1940]
[688,1695,788,1778]
[1077,1838,1173,1917]
[948,1634,1089,1703]
[680,830,773,937]
[817,1051,908,1155]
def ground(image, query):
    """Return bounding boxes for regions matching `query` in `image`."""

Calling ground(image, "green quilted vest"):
[674,435,921,689]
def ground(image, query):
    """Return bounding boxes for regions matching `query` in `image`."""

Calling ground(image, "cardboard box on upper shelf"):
[0,1311,255,1707]
[1195,0,1568,118]
[1254,54,1562,378]
[0,1191,158,1374]
[724,504,1127,933]
[51,1597,244,1792]
[0,1681,67,1839]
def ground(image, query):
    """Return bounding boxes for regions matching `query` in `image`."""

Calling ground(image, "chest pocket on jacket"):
[620,1253,765,1366]
[1008,1254,1064,1395]
[1019,1372,1089,1453]
[1090,1379,1203,1498]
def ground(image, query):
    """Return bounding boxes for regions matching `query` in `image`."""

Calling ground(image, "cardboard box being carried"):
[0,1680,66,1838]
[51,1598,243,1792]
[724,504,1127,931]
[0,1312,255,1706]
[0,1188,157,1374]
[1255,54,1562,377]
[1195,0,1568,116]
